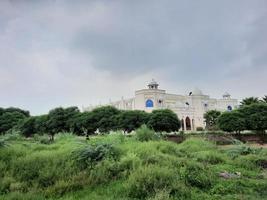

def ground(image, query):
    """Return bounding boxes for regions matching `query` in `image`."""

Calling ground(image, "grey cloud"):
[0,0,266,114]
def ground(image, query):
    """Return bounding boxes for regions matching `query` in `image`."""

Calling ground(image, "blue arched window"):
[146,99,154,108]
[227,105,232,111]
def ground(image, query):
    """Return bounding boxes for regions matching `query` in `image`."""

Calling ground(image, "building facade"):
[84,80,238,131]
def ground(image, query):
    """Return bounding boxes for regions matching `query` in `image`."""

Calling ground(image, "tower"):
[148,79,159,89]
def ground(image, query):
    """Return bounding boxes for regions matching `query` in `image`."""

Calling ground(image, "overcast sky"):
[0,0,266,115]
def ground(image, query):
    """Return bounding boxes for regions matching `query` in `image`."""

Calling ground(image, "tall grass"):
[0,132,266,199]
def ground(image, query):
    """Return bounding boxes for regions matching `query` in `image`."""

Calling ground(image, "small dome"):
[223,92,230,97]
[223,92,231,99]
[148,79,158,85]
[192,87,203,96]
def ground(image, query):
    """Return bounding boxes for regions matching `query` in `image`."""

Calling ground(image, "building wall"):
[83,83,238,131]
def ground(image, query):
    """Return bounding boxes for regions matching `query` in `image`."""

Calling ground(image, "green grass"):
[0,132,266,200]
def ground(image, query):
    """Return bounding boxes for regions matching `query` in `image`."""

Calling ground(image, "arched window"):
[185,117,191,131]
[146,99,154,107]
[227,105,232,111]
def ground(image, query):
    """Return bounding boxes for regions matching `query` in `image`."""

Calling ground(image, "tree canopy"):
[204,110,221,130]
[147,109,181,132]
[240,97,260,107]
[217,111,246,133]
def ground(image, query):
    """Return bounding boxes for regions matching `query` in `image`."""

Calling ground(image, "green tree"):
[217,111,245,134]
[34,115,49,134]
[239,103,267,134]
[91,106,121,133]
[0,111,27,134]
[18,117,36,137]
[147,109,181,132]
[46,107,81,139]
[0,108,4,116]
[4,107,30,117]
[74,112,97,137]
[47,107,66,140]
[240,97,259,107]
[204,110,221,130]
[117,110,150,133]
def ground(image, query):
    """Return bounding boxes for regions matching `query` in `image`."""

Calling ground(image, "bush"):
[72,143,121,169]
[183,162,215,189]
[33,134,51,144]
[125,166,178,199]
[0,139,7,148]
[226,145,261,158]
[135,125,158,142]
[178,138,216,153]
[194,151,226,165]
[196,127,204,131]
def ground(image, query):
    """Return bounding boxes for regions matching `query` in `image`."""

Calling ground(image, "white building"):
[84,79,238,131]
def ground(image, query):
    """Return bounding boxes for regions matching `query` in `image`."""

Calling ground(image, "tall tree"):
[204,110,221,130]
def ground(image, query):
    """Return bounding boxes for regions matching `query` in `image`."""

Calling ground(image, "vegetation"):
[147,109,181,132]
[1,95,267,137]
[217,111,246,134]
[217,103,267,134]
[0,133,266,200]
[204,110,221,130]
[240,97,260,107]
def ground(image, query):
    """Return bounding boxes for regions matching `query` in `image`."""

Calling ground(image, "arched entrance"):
[185,117,191,131]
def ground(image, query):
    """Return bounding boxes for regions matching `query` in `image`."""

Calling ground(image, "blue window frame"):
[146,99,154,107]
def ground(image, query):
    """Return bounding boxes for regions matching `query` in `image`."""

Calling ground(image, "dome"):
[223,92,231,99]
[223,92,230,97]
[148,79,158,85]
[192,87,203,96]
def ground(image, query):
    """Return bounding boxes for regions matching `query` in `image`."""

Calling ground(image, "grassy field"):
[0,130,267,200]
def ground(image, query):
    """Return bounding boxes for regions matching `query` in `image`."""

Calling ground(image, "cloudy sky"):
[0,0,266,115]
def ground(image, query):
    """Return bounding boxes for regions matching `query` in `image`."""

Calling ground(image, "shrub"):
[226,145,261,158]
[72,143,121,169]
[183,162,215,189]
[194,151,226,164]
[135,125,158,142]
[33,134,51,144]
[0,139,7,148]
[88,159,122,185]
[125,166,177,199]
[196,127,204,131]
[117,153,141,176]
[178,138,216,153]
